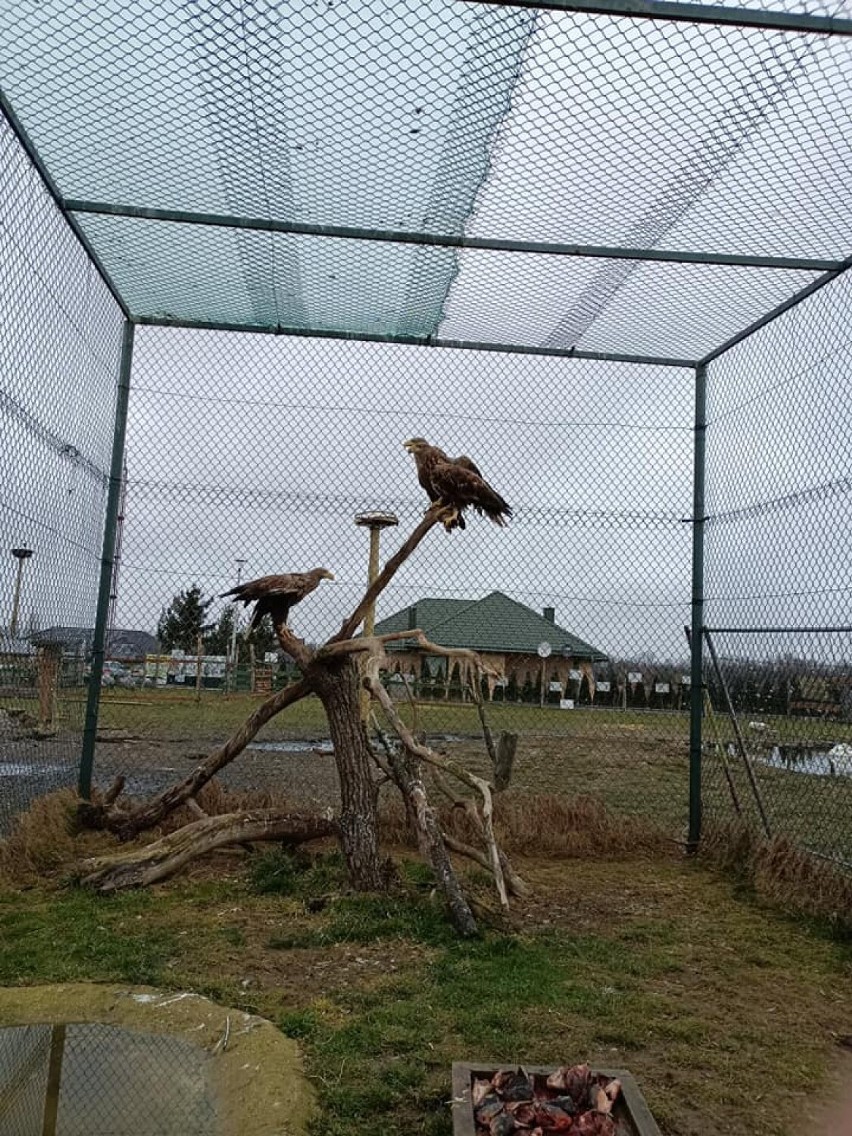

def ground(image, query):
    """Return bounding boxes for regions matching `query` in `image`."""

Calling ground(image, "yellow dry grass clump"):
[701,819,852,933]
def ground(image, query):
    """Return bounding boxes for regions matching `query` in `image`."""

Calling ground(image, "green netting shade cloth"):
[0,0,535,336]
[1,0,852,351]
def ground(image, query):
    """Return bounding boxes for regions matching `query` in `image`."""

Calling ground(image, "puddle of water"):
[759,743,852,778]
[247,733,467,754]
[248,739,334,754]
[0,761,68,779]
[0,1022,217,1135]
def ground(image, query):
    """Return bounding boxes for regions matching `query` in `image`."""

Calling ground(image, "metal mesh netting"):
[0,0,850,354]
[704,270,852,866]
[0,113,124,832]
[0,0,850,861]
[92,326,694,833]
[0,1023,217,1136]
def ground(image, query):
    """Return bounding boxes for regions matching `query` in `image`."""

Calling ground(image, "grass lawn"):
[86,692,852,862]
[1,842,850,1135]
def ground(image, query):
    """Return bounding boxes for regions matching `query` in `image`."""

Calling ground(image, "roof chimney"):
[407,605,417,630]
[543,606,555,624]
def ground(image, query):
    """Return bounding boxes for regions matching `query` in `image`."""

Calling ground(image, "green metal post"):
[79,320,135,798]
[688,362,707,852]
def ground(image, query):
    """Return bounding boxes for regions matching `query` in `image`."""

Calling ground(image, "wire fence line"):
[0,0,849,880]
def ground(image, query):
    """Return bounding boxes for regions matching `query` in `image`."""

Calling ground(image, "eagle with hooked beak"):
[403,438,512,530]
[220,568,335,635]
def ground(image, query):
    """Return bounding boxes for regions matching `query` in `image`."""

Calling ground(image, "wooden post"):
[37,644,61,736]
[540,658,546,709]
[195,634,203,703]
[494,731,518,791]
[354,511,399,721]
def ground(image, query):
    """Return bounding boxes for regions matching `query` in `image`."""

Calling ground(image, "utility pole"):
[9,547,33,638]
[355,512,398,720]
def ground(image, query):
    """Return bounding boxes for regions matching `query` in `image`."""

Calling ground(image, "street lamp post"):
[355,512,398,719]
[9,548,33,638]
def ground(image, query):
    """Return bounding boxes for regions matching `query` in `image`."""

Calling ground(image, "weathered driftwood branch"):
[371,714,478,935]
[429,767,529,898]
[493,732,518,792]
[316,629,426,660]
[365,655,509,909]
[80,809,337,892]
[384,745,478,937]
[273,623,314,670]
[87,679,311,840]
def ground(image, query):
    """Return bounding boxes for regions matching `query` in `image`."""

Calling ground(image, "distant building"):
[373,591,606,701]
[0,631,36,658]
[30,627,160,660]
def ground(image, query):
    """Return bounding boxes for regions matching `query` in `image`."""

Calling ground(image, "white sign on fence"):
[655,683,670,694]
[549,681,563,693]
[568,669,582,681]
[264,653,278,664]
[559,699,575,710]
[597,681,611,692]
[627,671,643,683]
[681,675,691,685]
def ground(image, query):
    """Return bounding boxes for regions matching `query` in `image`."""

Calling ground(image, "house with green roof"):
[374,591,607,701]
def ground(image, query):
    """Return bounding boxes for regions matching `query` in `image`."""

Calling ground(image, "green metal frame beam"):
[688,361,707,852]
[459,0,852,36]
[79,320,135,799]
[133,314,697,368]
[700,254,852,364]
[0,93,132,320]
[64,199,839,272]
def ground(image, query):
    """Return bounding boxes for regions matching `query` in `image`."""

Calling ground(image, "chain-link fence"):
[0,111,124,833]
[0,0,849,868]
[703,270,852,869]
[0,1022,217,1135]
[83,326,691,830]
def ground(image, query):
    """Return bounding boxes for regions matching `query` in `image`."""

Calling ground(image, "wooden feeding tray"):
[451,1062,662,1136]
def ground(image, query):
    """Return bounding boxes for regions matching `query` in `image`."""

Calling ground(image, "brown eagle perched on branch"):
[220,568,334,634]
[403,438,512,530]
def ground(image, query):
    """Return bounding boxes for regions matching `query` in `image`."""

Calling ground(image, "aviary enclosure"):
[0,0,850,899]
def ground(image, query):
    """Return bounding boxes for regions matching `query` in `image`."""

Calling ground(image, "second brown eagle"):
[403,438,512,530]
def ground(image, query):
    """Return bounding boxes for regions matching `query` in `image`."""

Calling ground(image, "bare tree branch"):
[364,656,509,909]
[332,510,443,643]
[316,629,425,660]
[90,679,311,840]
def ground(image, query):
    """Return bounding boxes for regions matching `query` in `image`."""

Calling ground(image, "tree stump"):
[494,731,518,791]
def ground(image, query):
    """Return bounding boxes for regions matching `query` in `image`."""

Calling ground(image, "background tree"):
[248,613,278,660]
[204,607,279,660]
[157,585,214,653]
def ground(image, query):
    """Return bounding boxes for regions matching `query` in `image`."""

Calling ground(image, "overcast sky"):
[0,0,849,669]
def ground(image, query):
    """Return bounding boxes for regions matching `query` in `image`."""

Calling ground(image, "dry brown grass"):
[701,819,852,933]
[378,789,669,858]
[0,789,90,881]
[0,780,297,884]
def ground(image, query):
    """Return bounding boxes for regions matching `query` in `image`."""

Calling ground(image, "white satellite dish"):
[537,641,552,658]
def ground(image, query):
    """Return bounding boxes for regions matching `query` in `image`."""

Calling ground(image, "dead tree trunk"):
[494,732,518,791]
[385,747,478,936]
[311,657,384,891]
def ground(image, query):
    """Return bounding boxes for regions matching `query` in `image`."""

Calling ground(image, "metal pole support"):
[79,320,135,798]
[688,362,707,852]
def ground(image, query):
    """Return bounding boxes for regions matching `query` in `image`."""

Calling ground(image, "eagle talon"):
[438,505,460,531]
